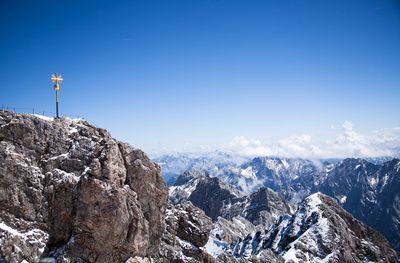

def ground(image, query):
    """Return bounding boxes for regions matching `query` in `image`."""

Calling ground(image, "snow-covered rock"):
[220,193,399,262]
[319,158,400,255]
[159,202,214,262]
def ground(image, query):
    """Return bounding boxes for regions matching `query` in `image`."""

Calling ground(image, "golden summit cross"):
[51,73,63,118]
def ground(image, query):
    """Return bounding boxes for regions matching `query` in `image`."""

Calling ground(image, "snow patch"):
[0,222,21,236]
[203,237,227,257]
[338,195,347,204]
[69,127,78,134]
[33,114,54,121]
[48,153,69,161]
[240,167,256,179]
[0,222,48,242]
[53,168,80,183]
[368,177,378,188]
[282,246,299,262]
[82,166,90,176]
[305,193,322,210]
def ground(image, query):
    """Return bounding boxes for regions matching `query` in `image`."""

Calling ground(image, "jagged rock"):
[169,169,300,229]
[174,202,212,247]
[0,111,168,263]
[169,175,244,221]
[220,187,292,227]
[216,249,283,263]
[221,157,330,201]
[226,193,399,262]
[160,201,214,262]
[118,143,169,255]
[173,170,204,186]
[212,217,258,244]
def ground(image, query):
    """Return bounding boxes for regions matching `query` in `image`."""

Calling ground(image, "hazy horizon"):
[149,120,400,159]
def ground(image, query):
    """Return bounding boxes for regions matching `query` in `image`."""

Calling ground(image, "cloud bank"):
[226,121,400,158]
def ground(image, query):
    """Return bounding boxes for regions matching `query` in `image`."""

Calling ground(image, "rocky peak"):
[173,169,205,186]
[319,157,400,255]
[169,174,242,221]
[220,187,291,227]
[0,111,168,263]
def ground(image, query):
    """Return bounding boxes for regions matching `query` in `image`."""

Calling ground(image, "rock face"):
[169,175,243,221]
[0,111,168,263]
[221,193,399,262]
[220,187,292,227]
[160,201,214,262]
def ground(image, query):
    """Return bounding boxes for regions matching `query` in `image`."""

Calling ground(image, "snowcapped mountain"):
[153,151,248,185]
[205,193,399,262]
[319,157,400,255]
[232,157,330,202]
[169,170,292,226]
[159,153,400,257]
[155,154,331,199]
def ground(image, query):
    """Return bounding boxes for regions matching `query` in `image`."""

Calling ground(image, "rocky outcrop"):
[188,177,242,221]
[0,111,168,263]
[160,201,214,262]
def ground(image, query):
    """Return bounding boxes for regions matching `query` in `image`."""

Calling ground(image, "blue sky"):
[1,0,399,155]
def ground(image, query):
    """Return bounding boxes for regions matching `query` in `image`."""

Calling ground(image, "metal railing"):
[0,104,86,120]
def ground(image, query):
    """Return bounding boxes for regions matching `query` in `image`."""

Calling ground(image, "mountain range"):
[157,153,400,258]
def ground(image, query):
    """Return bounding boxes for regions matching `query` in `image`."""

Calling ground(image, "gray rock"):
[160,201,214,262]
[0,110,168,263]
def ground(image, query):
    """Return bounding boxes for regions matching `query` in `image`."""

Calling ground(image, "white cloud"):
[229,136,272,156]
[275,134,322,157]
[225,122,400,158]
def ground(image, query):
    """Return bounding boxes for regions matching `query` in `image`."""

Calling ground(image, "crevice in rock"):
[117,143,130,187]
